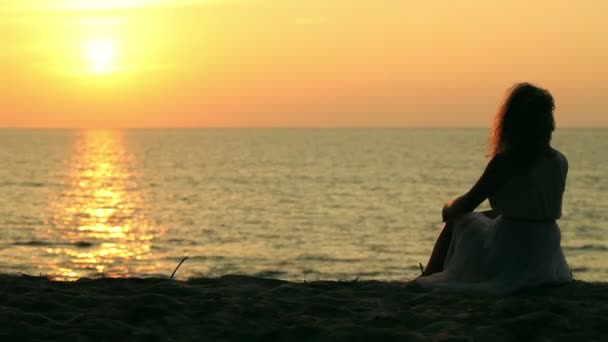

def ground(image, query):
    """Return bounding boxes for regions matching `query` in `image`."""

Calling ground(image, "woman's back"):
[490,149,568,220]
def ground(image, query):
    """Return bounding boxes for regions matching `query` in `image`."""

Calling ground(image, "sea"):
[0,129,606,281]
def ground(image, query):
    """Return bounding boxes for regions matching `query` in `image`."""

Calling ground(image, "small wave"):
[253,270,287,278]
[564,244,608,252]
[4,219,43,227]
[295,255,362,263]
[0,182,43,188]
[13,240,94,248]
[73,213,92,219]
[395,264,427,272]
[20,182,45,188]
[180,255,227,262]
[167,239,197,246]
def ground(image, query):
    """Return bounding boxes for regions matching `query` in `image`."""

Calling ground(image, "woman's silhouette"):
[417,83,572,293]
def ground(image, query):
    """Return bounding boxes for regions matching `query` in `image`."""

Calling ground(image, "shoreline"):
[2,274,607,341]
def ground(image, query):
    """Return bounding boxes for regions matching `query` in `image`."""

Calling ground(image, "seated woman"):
[417,82,572,294]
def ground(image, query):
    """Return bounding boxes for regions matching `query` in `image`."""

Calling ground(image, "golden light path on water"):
[40,130,164,280]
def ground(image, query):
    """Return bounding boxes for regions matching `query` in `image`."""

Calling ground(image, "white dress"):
[416,150,573,294]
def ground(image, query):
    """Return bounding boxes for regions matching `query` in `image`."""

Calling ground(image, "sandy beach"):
[1,274,607,341]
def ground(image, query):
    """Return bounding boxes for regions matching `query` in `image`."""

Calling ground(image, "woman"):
[417,82,572,294]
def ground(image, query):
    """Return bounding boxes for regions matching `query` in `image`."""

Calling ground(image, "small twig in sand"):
[419,263,424,274]
[170,257,189,280]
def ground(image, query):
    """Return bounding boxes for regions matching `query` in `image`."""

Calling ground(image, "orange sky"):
[1,0,607,128]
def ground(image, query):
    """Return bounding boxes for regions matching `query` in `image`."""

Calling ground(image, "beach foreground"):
[1,275,607,341]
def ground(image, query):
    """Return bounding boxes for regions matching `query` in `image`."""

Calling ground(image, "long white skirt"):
[416,213,572,294]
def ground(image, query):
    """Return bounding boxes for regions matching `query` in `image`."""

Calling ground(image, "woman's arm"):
[442,153,512,222]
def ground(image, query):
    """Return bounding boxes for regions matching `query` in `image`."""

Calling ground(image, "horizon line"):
[1,126,607,130]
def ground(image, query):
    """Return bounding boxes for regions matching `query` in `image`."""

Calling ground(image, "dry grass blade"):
[170,257,189,280]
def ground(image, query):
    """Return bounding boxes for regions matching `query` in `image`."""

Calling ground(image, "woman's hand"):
[442,198,465,222]
[442,201,457,222]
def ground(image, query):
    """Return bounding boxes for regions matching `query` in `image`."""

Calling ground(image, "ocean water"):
[0,129,606,281]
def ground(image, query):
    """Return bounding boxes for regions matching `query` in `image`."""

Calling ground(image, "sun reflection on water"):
[40,130,163,280]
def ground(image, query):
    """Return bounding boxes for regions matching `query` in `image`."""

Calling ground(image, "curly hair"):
[488,83,556,158]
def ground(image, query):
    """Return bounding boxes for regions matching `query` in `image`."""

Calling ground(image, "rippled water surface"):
[0,129,606,281]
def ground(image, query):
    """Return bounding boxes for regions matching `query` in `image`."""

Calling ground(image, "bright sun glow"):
[85,38,117,74]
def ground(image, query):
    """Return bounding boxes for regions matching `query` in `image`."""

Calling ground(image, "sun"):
[85,38,117,74]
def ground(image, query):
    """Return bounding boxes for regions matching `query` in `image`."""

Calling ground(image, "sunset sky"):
[1,0,606,128]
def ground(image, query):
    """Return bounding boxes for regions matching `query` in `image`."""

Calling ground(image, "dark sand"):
[1,274,607,341]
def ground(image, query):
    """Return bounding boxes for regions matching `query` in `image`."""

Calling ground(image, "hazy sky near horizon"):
[1,0,607,128]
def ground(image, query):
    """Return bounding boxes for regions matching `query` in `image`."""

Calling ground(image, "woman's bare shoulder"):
[549,147,568,167]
